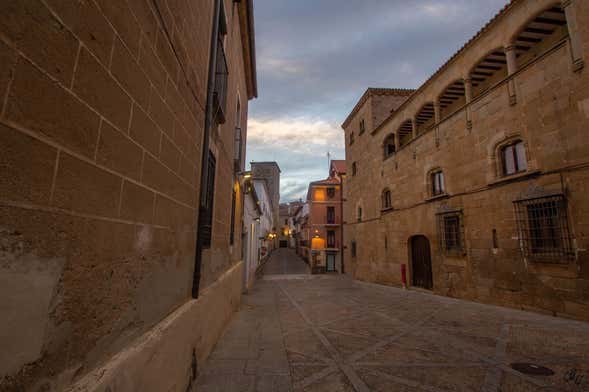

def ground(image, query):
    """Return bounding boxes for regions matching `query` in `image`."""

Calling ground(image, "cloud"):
[246,117,344,202]
[247,0,510,202]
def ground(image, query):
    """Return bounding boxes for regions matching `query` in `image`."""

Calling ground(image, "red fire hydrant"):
[401,264,407,289]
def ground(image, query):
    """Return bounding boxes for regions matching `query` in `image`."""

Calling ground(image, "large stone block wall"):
[0,0,249,390]
[343,0,589,320]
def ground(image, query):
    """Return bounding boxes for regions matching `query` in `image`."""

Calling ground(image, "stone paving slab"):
[196,250,589,392]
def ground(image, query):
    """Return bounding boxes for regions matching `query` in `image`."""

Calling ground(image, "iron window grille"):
[213,37,228,124]
[436,210,465,255]
[513,194,574,263]
[200,151,217,248]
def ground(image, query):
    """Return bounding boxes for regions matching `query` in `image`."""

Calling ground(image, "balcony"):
[213,38,228,124]
[324,216,340,225]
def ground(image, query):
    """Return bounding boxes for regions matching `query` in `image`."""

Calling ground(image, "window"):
[229,189,236,245]
[383,134,396,159]
[382,189,392,210]
[357,206,362,222]
[326,206,335,224]
[352,162,357,176]
[359,118,365,134]
[234,98,242,172]
[351,241,357,257]
[327,230,336,248]
[431,170,445,196]
[285,219,288,225]
[513,194,574,263]
[201,151,217,248]
[501,140,527,176]
[327,187,335,198]
[349,131,355,145]
[436,210,464,255]
[213,14,228,124]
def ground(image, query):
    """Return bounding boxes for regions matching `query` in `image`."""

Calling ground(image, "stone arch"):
[509,4,568,69]
[469,48,508,99]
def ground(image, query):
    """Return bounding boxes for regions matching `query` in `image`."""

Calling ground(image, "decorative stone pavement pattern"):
[196,250,589,391]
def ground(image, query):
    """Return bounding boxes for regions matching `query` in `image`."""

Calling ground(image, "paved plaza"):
[196,250,589,391]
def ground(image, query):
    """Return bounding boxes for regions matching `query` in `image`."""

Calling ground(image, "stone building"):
[0,0,256,390]
[251,161,281,236]
[299,160,346,273]
[343,0,589,320]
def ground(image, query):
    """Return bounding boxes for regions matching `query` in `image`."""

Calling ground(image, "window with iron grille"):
[351,241,357,257]
[201,151,217,248]
[513,194,574,263]
[436,210,464,255]
[327,187,335,198]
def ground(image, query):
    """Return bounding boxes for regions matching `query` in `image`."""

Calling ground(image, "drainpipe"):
[192,0,221,299]
[340,175,345,274]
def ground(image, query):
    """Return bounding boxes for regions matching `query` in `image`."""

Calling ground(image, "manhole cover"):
[510,363,554,376]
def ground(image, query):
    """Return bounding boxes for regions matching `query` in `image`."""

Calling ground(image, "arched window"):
[383,134,395,159]
[382,189,392,210]
[500,140,527,176]
[430,169,445,197]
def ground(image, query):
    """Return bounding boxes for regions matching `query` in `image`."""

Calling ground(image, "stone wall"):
[343,0,589,320]
[0,0,252,389]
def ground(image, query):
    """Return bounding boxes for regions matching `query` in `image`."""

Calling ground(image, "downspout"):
[340,175,345,274]
[192,0,221,299]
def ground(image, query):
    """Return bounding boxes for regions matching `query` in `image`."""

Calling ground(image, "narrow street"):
[262,248,310,275]
[195,249,589,391]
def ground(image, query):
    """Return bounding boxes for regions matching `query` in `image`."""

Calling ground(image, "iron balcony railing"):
[213,37,228,124]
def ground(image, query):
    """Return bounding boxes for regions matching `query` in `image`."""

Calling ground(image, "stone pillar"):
[505,44,517,105]
[433,99,441,124]
[562,0,584,71]
[411,117,417,138]
[464,77,473,130]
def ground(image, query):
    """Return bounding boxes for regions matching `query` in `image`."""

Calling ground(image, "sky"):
[246,0,509,203]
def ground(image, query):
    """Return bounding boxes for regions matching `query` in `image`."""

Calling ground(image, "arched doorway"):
[410,235,433,289]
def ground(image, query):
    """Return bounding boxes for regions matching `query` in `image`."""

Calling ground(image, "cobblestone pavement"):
[261,248,310,275]
[196,263,589,391]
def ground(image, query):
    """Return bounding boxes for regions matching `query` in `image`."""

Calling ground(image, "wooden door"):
[411,236,433,289]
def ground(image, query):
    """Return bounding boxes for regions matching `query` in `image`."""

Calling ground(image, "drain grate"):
[510,363,555,376]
